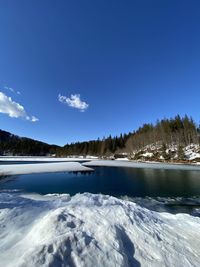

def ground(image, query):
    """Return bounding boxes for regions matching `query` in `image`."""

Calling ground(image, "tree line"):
[1,115,200,156]
[125,115,200,152]
[0,129,58,156]
[56,133,131,157]
[57,115,200,156]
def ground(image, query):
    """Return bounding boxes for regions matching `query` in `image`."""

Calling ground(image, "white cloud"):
[58,93,89,112]
[30,116,39,122]
[0,92,38,122]
[4,86,21,95]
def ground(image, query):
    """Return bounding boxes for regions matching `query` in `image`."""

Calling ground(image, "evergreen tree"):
[161,143,168,160]
[177,145,185,160]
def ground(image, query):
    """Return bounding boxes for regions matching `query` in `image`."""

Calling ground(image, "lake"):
[1,166,200,196]
[1,166,200,214]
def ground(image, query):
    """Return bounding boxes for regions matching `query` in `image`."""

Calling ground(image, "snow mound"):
[0,192,200,267]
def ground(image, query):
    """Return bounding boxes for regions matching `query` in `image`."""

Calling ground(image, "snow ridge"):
[0,192,200,267]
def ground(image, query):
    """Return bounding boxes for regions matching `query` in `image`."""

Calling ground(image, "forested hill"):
[1,115,200,160]
[126,115,200,151]
[57,115,200,162]
[0,129,59,156]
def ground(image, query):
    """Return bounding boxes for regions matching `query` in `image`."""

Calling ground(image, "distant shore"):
[1,157,200,177]
[84,159,200,171]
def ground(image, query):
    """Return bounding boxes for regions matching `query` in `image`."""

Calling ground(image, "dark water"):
[1,166,200,214]
[1,166,200,197]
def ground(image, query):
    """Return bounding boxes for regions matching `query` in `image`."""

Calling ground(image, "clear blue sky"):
[0,0,200,145]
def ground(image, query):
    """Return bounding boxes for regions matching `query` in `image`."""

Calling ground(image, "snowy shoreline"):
[0,162,93,176]
[0,156,95,162]
[0,192,199,267]
[1,158,200,176]
[84,159,200,171]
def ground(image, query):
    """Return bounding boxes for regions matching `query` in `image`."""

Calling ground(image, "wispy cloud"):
[0,92,38,122]
[4,86,21,95]
[29,116,39,122]
[58,94,89,112]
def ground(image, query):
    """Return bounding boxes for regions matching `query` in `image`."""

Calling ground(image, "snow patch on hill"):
[185,145,200,160]
[0,192,200,267]
[131,143,200,162]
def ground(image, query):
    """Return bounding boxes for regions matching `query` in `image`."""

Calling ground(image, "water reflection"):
[0,167,200,199]
[69,170,94,175]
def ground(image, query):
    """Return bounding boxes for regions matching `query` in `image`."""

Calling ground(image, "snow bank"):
[115,157,129,161]
[0,192,199,267]
[84,160,200,171]
[0,156,95,162]
[0,162,93,176]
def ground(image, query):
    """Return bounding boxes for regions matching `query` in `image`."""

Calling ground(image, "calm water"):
[1,166,200,198]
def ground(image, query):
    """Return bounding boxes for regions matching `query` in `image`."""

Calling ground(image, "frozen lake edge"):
[84,159,200,171]
[0,162,94,176]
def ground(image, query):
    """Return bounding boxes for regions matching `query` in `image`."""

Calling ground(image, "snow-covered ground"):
[140,152,154,158]
[115,157,129,161]
[0,192,199,267]
[185,144,200,160]
[84,160,200,171]
[131,143,200,162]
[1,158,200,176]
[0,162,93,176]
[0,156,95,162]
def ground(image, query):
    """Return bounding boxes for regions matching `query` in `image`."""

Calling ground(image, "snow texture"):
[0,157,94,162]
[84,160,200,171]
[132,143,200,162]
[141,152,153,158]
[0,192,199,267]
[184,145,200,160]
[0,162,93,176]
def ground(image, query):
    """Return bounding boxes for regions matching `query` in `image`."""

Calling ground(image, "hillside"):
[125,115,200,163]
[1,115,200,162]
[129,143,200,163]
[57,115,200,163]
[0,129,59,156]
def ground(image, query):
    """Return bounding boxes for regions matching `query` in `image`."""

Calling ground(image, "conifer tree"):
[177,145,185,160]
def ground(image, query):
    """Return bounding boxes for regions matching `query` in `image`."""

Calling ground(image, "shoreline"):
[0,162,94,176]
[83,159,200,171]
[0,156,95,162]
[0,155,200,166]
[1,157,200,176]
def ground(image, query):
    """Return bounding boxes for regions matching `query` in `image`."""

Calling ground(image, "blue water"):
[1,166,200,198]
[1,166,200,215]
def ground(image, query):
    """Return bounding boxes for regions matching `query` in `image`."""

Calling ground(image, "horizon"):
[1,113,198,147]
[1,1,200,145]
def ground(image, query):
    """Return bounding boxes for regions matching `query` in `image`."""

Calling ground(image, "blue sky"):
[0,1,200,145]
